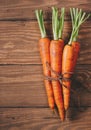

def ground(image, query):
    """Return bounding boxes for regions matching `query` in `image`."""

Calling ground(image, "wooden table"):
[0,0,91,130]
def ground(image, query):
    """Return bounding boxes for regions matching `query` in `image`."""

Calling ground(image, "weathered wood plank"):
[0,65,90,107]
[0,107,91,130]
[0,0,90,20]
[0,1,90,130]
[0,21,91,64]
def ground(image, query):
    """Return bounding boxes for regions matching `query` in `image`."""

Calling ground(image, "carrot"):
[35,10,55,110]
[50,7,65,121]
[62,45,74,110]
[62,8,90,110]
[61,42,80,110]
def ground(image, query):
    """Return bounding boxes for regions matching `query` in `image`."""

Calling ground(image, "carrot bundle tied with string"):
[62,8,90,111]
[35,10,55,110]
[50,7,65,121]
[35,7,90,121]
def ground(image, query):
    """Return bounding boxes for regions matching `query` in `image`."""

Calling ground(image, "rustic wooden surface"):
[0,0,91,130]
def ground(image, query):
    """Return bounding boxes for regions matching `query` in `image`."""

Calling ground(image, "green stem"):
[52,7,59,40]
[52,7,65,40]
[58,8,65,39]
[35,10,47,38]
[69,8,90,45]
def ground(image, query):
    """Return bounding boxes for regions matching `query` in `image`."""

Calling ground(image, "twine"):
[44,62,80,108]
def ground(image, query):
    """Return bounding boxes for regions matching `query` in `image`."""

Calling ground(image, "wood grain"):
[0,21,90,64]
[0,107,91,130]
[0,65,90,107]
[0,0,91,129]
[0,0,90,20]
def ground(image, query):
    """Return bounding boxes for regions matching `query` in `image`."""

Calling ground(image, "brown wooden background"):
[0,0,91,130]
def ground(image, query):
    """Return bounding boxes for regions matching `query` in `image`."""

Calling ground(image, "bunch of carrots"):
[35,7,90,121]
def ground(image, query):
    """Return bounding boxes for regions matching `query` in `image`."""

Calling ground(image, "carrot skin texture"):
[72,41,80,70]
[39,38,55,109]
[62,45,74,110]
[50,39,64,121]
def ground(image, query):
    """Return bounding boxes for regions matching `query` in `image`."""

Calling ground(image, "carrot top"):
[69,8,90,45]
[52,7,65,40]
[35,10,47,38]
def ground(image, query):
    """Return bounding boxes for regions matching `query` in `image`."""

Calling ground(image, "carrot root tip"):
[64,105,69,111]
[52,109,57,115]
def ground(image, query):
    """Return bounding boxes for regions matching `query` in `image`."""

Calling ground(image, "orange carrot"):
[35,10,55,110]
[50,7,65,121]
[62,45,74,110]
[50,39,64,120]
[62,8,90,110]
[62,42,80,110]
